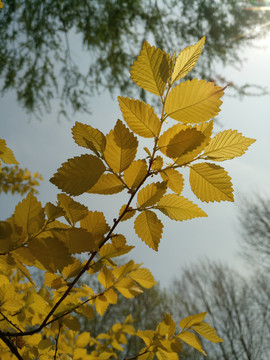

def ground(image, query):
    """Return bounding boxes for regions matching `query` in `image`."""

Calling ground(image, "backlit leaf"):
[114,278,143,298]
[98,267,115,288]
[165,129,205,158]
[171,37,205,83]
[72,121,106,153]
[45,202,65,221]
[0,283,22,312]
[14,192,45,236]
[137,182,167,208]
[134,211,163,251]
[106,288,118,304]
[104,120,138,173]
[118,97,160,138]
[53,228,97,254]
[203,130,256,161]
[62,259,82,280]
[176,121,214,165]
[160,169,184,194]
[192,323,223,343]
[50,154,105,196]
[124,159,148,188]
[119,205,136,222]
[165,80,223,124]
[80,211,110,236]
[179,312,207,330]
[95,294,109,316]
[99,243,134,259]
[156,194,207,220]
[151,156,164,171]
[0,139,18,164]
[28,237,73,272]
[178,332,206,356]
[189,163,234,202]
[156,349,179,360]
[130,41,171,96]
[129,268,156,289]
[88,173,125,195]
[57,193,88,225]
[75,332,91,348]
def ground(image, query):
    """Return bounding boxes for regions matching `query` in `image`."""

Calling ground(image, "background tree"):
[171,261,270,359]
[0,0,269,119]
[238,194,270,272]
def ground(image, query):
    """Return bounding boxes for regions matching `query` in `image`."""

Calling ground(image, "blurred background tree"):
[0,0,269,119]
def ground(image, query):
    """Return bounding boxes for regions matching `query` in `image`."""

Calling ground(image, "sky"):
[1,27,270,287]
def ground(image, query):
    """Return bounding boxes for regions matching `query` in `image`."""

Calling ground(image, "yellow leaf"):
[124,159,148,188]
[156,349,179,360]
[189,163,234,202]
[76,304,94,320]
[134,211,163,251]
[118,97,160,138]
[119,205,136,222]
[171,37,205,83]
[14,192,45,236]
[105,288,118,304]
[44,272,66,289]
[192,323,223,343]
[72,121,106,153]
[151,156,164,171]
[114,278,143,298]
[0,139,18,164]
[74,348,87,359]
[176,121,214,165]
[28,237,73,273]
[0,274,9,285]
[87,173,124,194]
[80,211,110,236]
[112,260,140,280]
[130,41,171,96]
[129,268,156,289]
[203,129,256,161]
[178,332,206,356]
[104,120,138,173]
[160,169,184,194]
[50,154,105,196]
[165,80,223,124]
[100,297,118,316]
[179,312,207,330]
[137,330,155,347]
[99,243,134,259]
[45,202,65,221]
[62,259,82,280]
[137,182,167,208]
[75,332,91,348]
[98,267,115,288]
[111,234,127,248]
[54,228,97,254]
[165,129,205,158]
[157,313,176,338]
[57,193,88,225]
[156,194,207,220]
[0,284,21,312]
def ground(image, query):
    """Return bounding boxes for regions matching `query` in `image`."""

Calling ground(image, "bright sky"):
[1,30,270,286]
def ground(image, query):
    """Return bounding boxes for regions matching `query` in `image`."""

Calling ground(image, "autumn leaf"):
[104,120,138,173]
[156,194,207,221]
[130,41,171,96]
[165,80,223,124]
[118,97,161,138]
[134,211,163,251]
[203,129,256,161]
[50,154,105,196]
[171,37,205,83]
[189,162,234,202]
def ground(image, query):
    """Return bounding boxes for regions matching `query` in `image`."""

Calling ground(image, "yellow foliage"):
[0,37,254,360]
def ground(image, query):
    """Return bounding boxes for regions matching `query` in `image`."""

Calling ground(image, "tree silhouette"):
[0,0,269,119]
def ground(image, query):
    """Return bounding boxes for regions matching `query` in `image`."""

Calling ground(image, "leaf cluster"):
[0,38,255,359]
